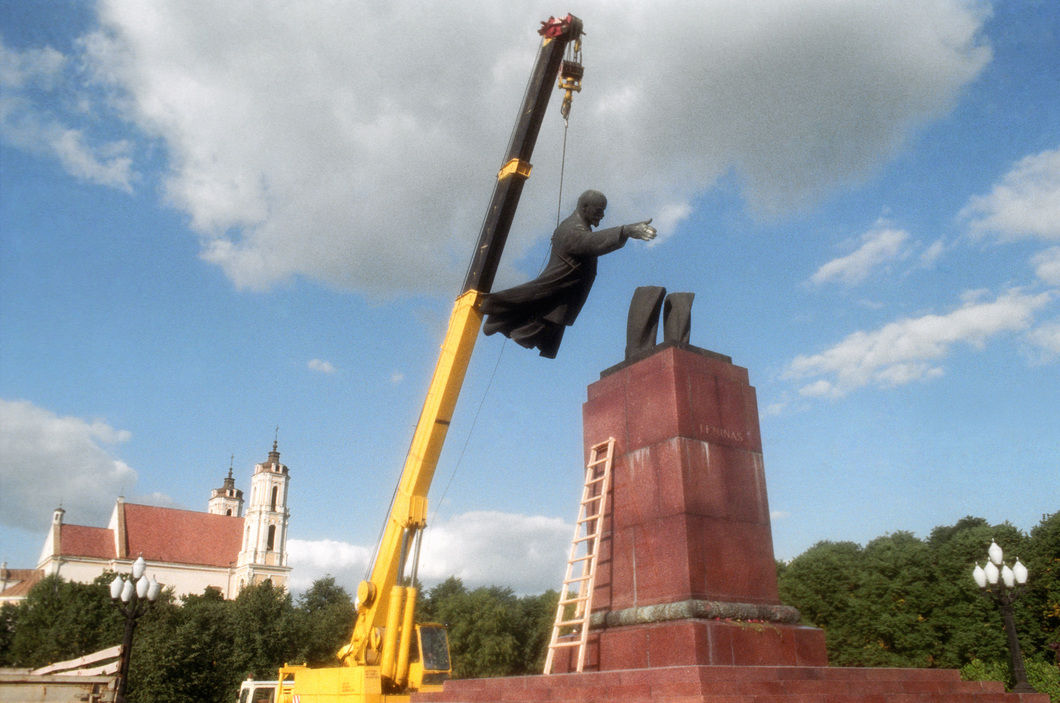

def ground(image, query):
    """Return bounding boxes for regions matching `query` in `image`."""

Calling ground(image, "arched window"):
[226,508,232,516]
[267,525,276,550]
[270,486,278,510]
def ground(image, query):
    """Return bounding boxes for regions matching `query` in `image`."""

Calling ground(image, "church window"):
[267,525,276,550]
[271,486,278,510]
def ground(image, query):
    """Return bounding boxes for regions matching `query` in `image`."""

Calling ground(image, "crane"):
[275,14,585,702]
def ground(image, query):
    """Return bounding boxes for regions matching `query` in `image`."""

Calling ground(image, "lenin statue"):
[481,189,656,358]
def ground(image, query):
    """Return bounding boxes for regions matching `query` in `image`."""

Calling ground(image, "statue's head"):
[577,189,607,227]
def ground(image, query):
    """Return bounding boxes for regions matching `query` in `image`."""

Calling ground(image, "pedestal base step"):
[412,665,1049,703]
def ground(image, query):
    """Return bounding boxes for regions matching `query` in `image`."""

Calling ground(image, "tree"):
[229,580,299,680]
[127,587,235,703]
[0,602,21,665]
[777,540,865,664]
[1020,512,1060,658]
[293,575,356,666]
[851,531,937,667]
[419,577,555,678]
[924,516,1018,667]
[515,589,559,674]
[778,514,1058,674]
[3,574,123,668]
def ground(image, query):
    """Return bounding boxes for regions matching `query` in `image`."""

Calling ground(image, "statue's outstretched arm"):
[625,218,657,241]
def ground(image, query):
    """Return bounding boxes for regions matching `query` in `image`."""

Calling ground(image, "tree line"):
[777,512,1058,695]
[1,512,1056,701]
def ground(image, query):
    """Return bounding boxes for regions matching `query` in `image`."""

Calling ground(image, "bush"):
[960,658,1060,701]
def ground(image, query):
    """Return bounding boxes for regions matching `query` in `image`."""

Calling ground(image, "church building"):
[0,443,291,602]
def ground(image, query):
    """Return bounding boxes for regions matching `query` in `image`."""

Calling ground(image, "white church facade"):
[0,443,291,602]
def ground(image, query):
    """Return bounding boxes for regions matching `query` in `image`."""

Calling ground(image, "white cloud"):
[0,399,138,532]
[287,510,571,596]
[33,0,992,295]
[961,147,1060,242]
[1025,320,1060,363]
[0,39,135,191]
[418,511,570,594]
[1032,247,1060,286]
[307,359,336,374]
[785,288,1055,397]
[920,238,947,267]
[0,41,66,88]
[811,219,911,285]
[286,538,373,595]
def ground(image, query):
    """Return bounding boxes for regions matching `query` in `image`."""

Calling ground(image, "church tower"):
[233,441,291,590]
[208,460,244,517]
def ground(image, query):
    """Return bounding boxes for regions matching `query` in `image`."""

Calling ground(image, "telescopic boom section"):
[340,14,584,681]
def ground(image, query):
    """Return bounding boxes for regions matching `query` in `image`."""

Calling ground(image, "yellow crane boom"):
[279,14,584,702]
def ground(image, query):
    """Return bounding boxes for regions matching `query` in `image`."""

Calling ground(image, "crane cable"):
[556,117,570,230]
[424,44,583,569]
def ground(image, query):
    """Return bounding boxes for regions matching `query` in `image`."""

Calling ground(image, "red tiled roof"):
[0,569,43,599]
[122,503,244,568]
[58,524,116,559]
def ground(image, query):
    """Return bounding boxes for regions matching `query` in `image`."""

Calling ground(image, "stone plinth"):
[413,665,1050,702]
[574,344,824,669]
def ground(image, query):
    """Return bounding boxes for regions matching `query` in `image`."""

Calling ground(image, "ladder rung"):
[549,639,584,649]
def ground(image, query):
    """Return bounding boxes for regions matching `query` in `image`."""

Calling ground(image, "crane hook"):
[558,37,583,122]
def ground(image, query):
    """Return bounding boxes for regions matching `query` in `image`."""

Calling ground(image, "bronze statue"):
[625,287,695,361]
[481,190,657,358]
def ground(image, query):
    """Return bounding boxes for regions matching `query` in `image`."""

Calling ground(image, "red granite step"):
[412,665,1050,703]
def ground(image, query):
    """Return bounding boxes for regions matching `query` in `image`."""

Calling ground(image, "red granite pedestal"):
[561,344,825,671]
[413,345,1048,702]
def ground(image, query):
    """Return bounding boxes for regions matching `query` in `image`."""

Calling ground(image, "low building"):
[0,443,291,604]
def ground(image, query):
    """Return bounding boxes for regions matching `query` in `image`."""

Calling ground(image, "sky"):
[1,0,1057,598]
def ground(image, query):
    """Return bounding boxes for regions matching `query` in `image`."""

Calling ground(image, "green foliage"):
[779,513,1059,677]
[2,577,355,703]
[129,588,235,703]
[1023,512,1060,655]
[292,575,356,667]
[5,512,1054,697]
[1,574,123,667]
[229,580,298,680]
[0,602,21,665]
[418,577,555,678]
[961,658,1060,700]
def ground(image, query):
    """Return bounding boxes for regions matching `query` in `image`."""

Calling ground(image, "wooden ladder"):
[543,437,616,674]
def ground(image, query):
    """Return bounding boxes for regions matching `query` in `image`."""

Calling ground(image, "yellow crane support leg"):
[395,588,418,687]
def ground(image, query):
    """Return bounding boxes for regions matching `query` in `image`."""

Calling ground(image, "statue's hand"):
[627,219,657,241]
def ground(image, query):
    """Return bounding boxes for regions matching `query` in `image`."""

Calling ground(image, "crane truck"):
[270,14,585,702]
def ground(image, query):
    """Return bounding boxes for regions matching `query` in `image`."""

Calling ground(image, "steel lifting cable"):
[556,120,569,229]
[556,35,583,228]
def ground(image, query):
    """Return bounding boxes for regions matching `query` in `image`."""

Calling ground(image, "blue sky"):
[1,0,1057,596]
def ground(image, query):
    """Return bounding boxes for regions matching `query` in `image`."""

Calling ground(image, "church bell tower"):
[233,441,291,590]
[208,460,244,517]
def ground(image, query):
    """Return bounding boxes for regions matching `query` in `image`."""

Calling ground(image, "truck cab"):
[237,677,292,703]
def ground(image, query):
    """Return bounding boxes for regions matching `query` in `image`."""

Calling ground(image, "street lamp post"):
[109,556,161,703]
[972,540,1035,694]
